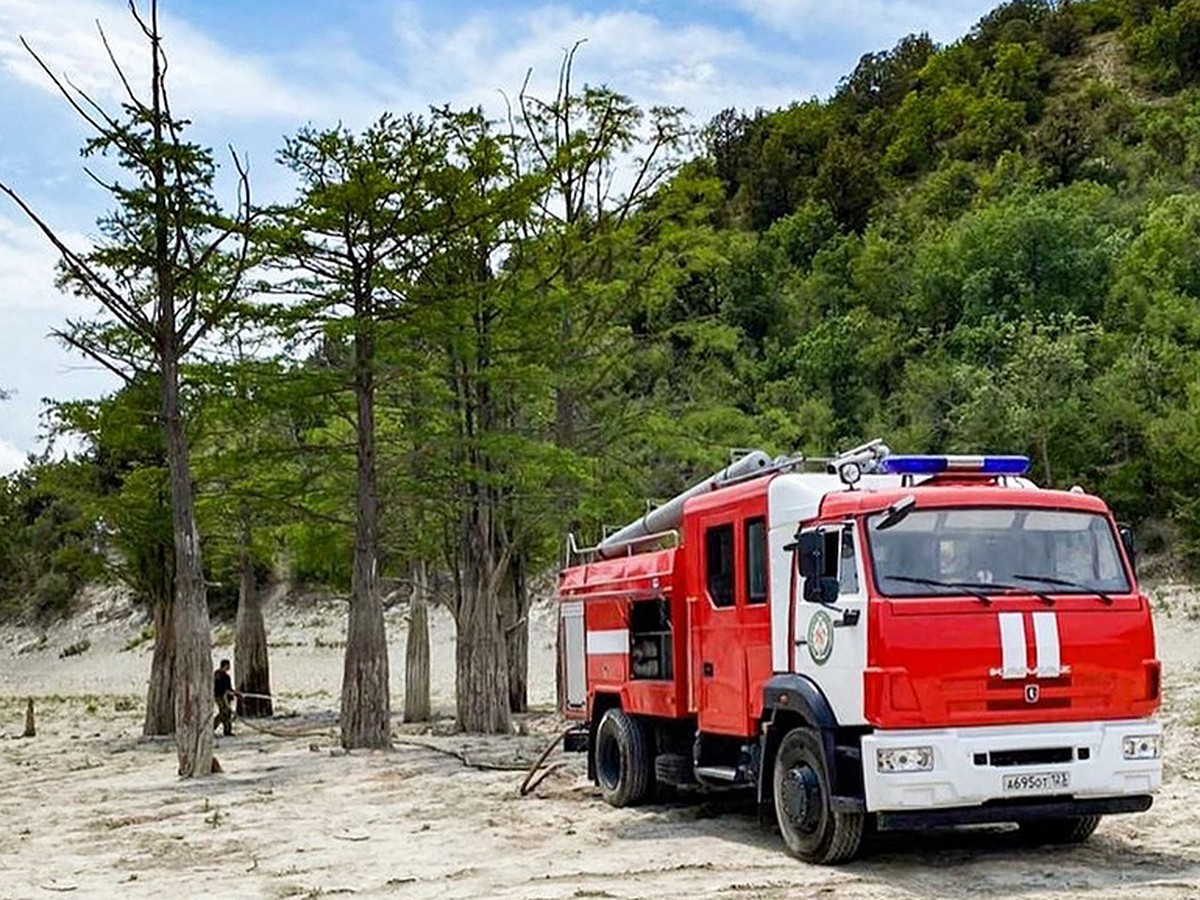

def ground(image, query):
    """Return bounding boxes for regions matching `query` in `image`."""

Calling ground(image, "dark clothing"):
[213,668,234,736]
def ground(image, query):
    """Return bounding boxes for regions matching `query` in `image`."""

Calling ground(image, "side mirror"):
[796,530,823,580]
[796,530,840,604]
[1118,523,1138,575]
[805,575,841,605]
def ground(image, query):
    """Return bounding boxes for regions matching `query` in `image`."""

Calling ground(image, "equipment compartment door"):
[560,601,586,710]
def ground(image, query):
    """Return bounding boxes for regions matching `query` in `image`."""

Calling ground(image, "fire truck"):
[557,441,1162,863]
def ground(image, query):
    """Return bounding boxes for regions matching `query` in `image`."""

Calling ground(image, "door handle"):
[702,661,714,677]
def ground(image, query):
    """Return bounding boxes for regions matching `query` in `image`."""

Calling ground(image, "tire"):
[772,727,864,864]
[594,708,655,807]
[1018,815,1101,845]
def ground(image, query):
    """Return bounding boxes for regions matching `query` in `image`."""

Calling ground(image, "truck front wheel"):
[772,727,864,864]
[594,708,655,807]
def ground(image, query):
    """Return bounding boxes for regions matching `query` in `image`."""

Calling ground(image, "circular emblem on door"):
[807,610,834,665]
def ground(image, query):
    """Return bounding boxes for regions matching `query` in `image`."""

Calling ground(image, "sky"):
[0,0,1003,473]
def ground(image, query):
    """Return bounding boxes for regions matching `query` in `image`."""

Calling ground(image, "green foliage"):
[835,33,937,116]
[10,0,1200,619]
[0,464,103,621]
[47,381,174,614]
[1127,0,1200,90]
[1043,2,1088,55]
[971,1,1054,54]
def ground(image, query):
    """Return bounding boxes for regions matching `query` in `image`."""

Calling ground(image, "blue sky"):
[0,0,1001,471]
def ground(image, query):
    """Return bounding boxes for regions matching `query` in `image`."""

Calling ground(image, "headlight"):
[876,746,934,773]
[1123,735,1160,760]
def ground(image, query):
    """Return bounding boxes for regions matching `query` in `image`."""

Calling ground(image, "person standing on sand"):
[213,659,238,736]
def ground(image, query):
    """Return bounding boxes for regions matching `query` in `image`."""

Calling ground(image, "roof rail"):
[565,528,681,568]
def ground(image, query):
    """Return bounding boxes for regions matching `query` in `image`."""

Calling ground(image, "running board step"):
[694,765,749,784]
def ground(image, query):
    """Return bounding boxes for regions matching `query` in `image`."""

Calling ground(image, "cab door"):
[694,512,770,736]
[694,517,743,734]
[793,522,869,726]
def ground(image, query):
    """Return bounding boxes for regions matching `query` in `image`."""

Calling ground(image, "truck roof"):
[561,470,1116,586]
[818,478,1111,519]
[680,471,1112,531]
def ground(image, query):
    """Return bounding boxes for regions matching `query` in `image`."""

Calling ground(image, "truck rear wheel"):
[1018,815,1101,845]
[772,727,864,864]
[594,708,655,807]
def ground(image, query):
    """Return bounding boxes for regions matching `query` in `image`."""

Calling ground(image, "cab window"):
[705,524,735,607]
[839,527,859,594]
[815,525,858,595]
[745,517,768,604]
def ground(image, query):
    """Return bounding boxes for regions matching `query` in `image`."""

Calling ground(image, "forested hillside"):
[5,0,1200,628]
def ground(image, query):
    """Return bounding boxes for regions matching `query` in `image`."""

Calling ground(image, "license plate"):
[1003,771,1070,794]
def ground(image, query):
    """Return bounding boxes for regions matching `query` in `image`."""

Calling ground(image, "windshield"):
[867,507,1130,597]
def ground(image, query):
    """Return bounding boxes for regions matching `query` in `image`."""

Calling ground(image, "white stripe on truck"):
[1032,611,1062,678]
[586,629,629,655]
[997,612,1027,679]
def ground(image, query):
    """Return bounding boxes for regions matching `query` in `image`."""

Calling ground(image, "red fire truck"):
[557,441,1162,863]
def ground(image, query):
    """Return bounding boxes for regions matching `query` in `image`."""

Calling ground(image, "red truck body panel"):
[558,471,1160,736]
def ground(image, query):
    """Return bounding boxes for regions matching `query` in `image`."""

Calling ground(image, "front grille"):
[985,747,1073,767]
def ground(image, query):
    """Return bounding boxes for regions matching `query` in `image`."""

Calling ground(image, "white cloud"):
[388,3,812,123]
[0,436,28,474]
[0,215,115,459]
[0,0,372,122]
[0,212,79,313]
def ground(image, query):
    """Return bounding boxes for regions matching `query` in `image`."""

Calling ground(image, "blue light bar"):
[880,455,1031,476]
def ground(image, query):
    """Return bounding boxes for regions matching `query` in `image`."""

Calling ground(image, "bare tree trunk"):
[455,593,510,733]
[455,511,510,734]
[404,559,430,723]
[235,520,272,718]
[143,596,176,735]
[554,384,576,451]
[502,553,529,713]
[23,698,35,738]
[341,320,391,749]
[163,355,214,777]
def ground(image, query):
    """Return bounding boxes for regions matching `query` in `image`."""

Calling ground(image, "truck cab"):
[558,446,1162,863]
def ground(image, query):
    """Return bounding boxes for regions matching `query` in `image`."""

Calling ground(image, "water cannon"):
[828,439,891,487]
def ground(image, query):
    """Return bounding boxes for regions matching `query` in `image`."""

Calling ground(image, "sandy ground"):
[1,585,1199,900]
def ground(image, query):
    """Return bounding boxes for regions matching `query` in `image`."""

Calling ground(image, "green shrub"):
[34,571,76,619]
[1128,1,1200,91]
[59,638,91,659]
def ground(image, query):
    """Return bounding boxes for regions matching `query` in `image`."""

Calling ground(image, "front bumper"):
[861,719,1161,815]
[875,794,1152,831]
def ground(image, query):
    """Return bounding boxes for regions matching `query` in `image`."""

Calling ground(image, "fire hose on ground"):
[225,690,574,793]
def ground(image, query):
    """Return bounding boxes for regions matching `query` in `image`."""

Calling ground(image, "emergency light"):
[880,455,1031,476]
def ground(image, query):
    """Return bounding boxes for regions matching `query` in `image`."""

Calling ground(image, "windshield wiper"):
[883,574,1056,607]
[1012,573,1115,605]
[883,574,996,606]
